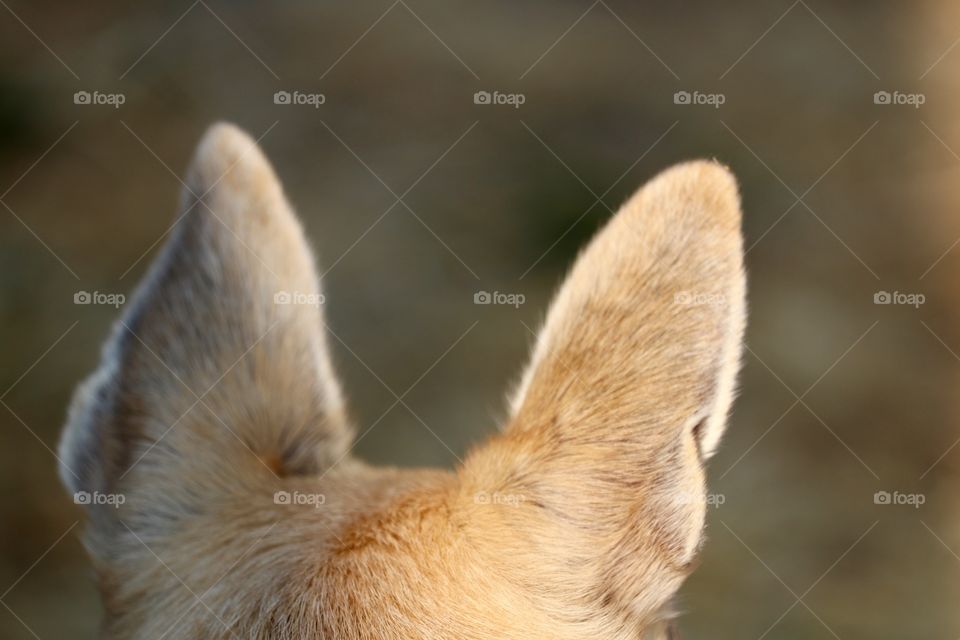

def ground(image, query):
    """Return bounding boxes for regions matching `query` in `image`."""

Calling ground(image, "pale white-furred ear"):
[59,123,351,517]
[461,160,746,630]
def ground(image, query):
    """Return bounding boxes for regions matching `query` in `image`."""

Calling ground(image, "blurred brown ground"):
[1,1,959,637]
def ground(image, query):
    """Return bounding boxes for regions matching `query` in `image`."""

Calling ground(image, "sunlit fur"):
[59,123,746,639]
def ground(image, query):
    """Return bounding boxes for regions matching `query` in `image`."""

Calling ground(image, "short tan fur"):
[59,124,746,639]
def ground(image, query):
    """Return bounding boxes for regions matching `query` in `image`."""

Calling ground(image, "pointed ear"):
[509,160,744,458]
[462,161,746,625]
[59,123,351,513]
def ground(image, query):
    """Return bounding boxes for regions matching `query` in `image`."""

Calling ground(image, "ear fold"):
[461,161,745,626]
[59,124,351,521]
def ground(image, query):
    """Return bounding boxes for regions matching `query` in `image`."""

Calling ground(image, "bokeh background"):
[3,1,960,637]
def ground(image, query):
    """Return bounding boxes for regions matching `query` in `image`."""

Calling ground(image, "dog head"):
[60,124,745,639]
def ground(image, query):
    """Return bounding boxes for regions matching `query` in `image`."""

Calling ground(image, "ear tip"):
[189,121,274,188]
[647,159,742,227]
[678,158,738,189]
[200,121,257,152]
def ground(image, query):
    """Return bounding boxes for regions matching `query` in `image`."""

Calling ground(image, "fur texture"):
[59,123,746,639]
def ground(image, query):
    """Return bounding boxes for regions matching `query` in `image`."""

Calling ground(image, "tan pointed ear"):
[59,123,351,519]
[509,160,744,458]
[462,161,746,627]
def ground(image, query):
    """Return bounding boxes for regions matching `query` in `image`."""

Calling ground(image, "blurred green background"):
[3,1,960,637]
